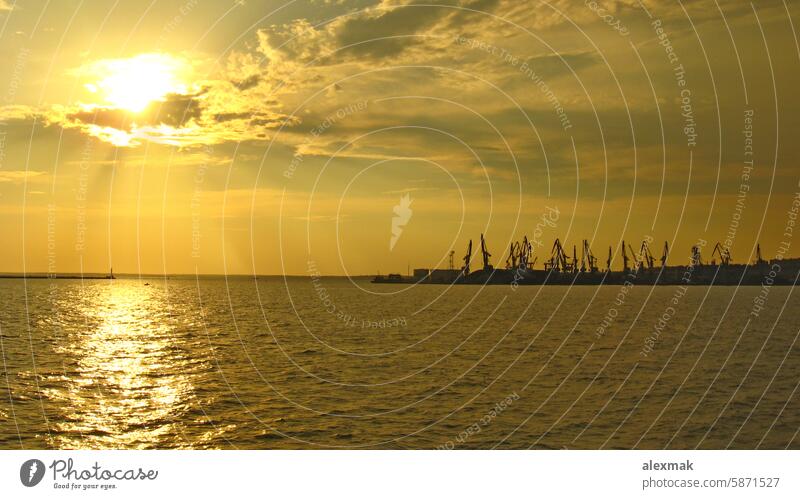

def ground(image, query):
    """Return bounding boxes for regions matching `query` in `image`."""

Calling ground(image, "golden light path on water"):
[41,281,208,449]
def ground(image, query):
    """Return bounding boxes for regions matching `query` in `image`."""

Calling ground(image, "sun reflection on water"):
[46,281,200,449]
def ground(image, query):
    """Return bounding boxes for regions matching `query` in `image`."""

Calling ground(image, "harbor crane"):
[711,242,731,266]
[505,241,520,269]
[573,245,579,273]
[505,236,536,270]
[462,240,473,275]
[581,240,599,272]
[628,242,641,271]
[640,240,656,270]
[661,242,669,267]
[622,240,631,272]
[607,246,613,272]
[520,236,533,269]
[480,234,493,271]
[755,243,767,265]
[580,243,587,272]
[545,238,571,272]
[691,245,703,267]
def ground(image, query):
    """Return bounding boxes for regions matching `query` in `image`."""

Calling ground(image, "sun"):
[83,53,192,113]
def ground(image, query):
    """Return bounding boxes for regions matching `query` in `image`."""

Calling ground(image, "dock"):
[372,235,798,286]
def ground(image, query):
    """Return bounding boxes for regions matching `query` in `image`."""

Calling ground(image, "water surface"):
[1,277,798,449]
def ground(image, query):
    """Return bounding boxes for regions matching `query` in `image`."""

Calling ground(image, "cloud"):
[30,53,300,147]
[1,0,782,157]
[332,1,452,58]
[522,52,600,81]
[0,105,35,121]
[37,97,296,148]
[0,1,12,12]
[0,171,47,183]
[0,3,654,151]
[255,0,505,71]
[56,91,203,131]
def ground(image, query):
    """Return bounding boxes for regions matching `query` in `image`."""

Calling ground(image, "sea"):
[0,276,798,449]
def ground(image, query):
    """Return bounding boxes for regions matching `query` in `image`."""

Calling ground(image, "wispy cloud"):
[0,171,48,183]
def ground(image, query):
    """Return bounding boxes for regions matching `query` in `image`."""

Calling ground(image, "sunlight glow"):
[83,53,193,113]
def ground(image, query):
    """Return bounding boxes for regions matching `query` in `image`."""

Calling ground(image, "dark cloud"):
[334,2,448,58]
[444,0,501,29]
[212,112,252,122]
[64,92,203,131]
[257,1,505,67]
[250,115,297,127]
[523,52,601,81]
[233,74,261,90]
[65,107,131,130]
[148,92,204,127]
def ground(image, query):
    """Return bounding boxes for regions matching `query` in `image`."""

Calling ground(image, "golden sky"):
[0,0,799,275]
